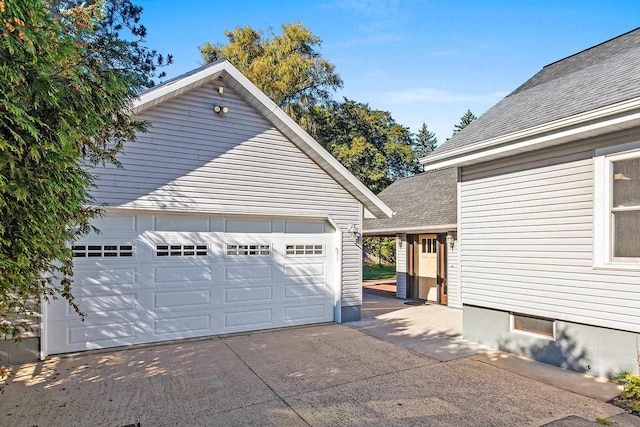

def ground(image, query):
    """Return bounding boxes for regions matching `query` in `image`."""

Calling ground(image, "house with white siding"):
[421,28,640,377]
[2,60,393,362]
[363,168,460,307]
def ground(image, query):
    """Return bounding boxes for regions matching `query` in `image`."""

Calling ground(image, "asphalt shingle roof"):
[433,28,640,156]
[363,168,457,232]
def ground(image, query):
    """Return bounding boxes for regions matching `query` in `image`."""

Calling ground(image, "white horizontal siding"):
[89,82,362,308]
[460,135,640,333]
[447,240,461,308]
[396,234,407,299]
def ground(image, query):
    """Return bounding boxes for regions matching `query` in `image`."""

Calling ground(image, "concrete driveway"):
[0,311,630,427]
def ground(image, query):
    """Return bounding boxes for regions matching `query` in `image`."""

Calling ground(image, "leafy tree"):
[200,23,342,112]
[0,0,168,353]
[363,237,396,265]
[452,109,477,136]
[200,23,424,194]
[414,122,438,159]
[307,99,420,194]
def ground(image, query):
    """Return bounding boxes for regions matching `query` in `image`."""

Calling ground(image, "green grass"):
[363,263,396,280]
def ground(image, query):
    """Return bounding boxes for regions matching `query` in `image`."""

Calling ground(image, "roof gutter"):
[421,97,640,170]
[363,224,458,236]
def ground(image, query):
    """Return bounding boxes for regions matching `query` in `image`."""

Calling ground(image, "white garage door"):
[45,213,337,355]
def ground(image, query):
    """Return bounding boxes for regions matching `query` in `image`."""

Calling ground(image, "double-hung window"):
[595,147,640,266]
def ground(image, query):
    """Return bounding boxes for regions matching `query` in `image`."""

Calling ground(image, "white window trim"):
[154,243,208,258]
[284,243,325,257]
[225,243,272,257]
[594,145,640,269]
[72,243,135,259]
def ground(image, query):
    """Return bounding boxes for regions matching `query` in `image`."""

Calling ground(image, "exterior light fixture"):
[446,234,455,250]
[213,105,229,114]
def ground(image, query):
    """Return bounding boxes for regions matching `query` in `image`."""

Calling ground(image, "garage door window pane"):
[227,244,271,256]
[285,244,324,256]
[156,244,207,257]
[73,244,134,258]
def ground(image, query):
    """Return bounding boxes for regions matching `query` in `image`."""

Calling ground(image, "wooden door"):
[438,241,448,305]
[417,234,438,301]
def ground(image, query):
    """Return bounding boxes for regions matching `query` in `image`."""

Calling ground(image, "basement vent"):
[156,244,207,257]
[285,244,324,256]
[72,245,133,258]
[511,313,555,339]
[226,244,271,256]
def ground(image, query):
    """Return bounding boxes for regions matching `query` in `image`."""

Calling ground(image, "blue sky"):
[136,0,640,144]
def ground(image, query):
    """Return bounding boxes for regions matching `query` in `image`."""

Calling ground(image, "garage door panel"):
[224,308,273,329]
[154,314,211,335]
[153,215,210,232]
[47,318,141,353]
[48,293,139,322]
[224,286,273,303]
[284,221,326,234]
[70,321,137,344]
[284,304,327,322]
[224,264,272,281]
[284,282,326,298]
[89,215,137,234]
[47,213,337,355]
[283,263,325,278]
[72,267,137,286]
[153,289,211,309]
[154,266,212,283]
[78,294,137,314]
[225,219,272,233]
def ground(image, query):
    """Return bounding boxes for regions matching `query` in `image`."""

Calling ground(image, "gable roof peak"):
[132,60,392,219]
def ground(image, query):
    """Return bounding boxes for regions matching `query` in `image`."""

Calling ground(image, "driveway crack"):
[221,338,312,426]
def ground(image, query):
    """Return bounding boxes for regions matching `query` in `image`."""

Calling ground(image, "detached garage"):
[41,60,391,357]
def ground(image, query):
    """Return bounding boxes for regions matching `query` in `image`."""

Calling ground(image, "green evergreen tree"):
[414,123,438,158]
[0,0,168,358]
[453,109,477,136]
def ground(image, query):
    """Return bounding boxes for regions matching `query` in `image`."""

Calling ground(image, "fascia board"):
[363,224,458,236]
[421,97,640,170]
[133,62,227,114]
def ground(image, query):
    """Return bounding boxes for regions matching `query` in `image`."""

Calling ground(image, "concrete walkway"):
[362,278,397,298]
[348,293,635,426]
[349,294,491,362]
[0,295,635,426]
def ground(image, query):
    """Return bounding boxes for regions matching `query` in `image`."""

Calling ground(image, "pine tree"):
[414,123,438,158]
[0,0,169,354]
[453,109,477,136]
